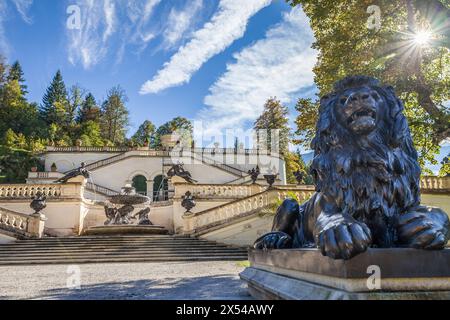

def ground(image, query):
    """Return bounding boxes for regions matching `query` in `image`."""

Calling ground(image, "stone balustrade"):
[0,183,83,200]
[0,207,45,238]
[45,146,279,156]
[182,186,316,235]
[27,172,63,180]
[420,176,450,193]
[174,183,264,200]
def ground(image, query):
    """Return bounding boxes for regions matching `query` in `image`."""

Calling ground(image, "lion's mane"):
[310,76,421,241]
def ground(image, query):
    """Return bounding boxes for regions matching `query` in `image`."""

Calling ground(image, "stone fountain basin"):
[109,194,150,205]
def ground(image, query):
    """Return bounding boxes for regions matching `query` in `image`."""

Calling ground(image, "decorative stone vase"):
[30,166,38,173]
[181,191,196,213]
[161,134,180,149]
[248,166,260,184]
[30,191,47,216]
[263,174,277,188]
[293,170,304,185]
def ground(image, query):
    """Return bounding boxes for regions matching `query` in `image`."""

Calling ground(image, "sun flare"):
[413,30,432,46]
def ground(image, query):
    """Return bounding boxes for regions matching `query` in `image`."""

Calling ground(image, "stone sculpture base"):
[240,248,450,300]
[84,225,168,236]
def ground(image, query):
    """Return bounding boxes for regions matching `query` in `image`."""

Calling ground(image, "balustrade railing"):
[85,182,119,197]
[46,146,278,156]
[46,146,131,152]
[191,185,263,199]
[420,176,449,192]
[0,207,45,238]
[0,184,62,198]
[182,186,315,235]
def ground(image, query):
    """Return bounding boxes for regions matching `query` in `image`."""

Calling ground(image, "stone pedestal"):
[240,248,450,300]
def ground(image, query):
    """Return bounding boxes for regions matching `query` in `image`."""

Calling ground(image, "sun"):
[413,30,432,46]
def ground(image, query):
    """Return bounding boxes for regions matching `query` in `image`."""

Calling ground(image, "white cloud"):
[67,0,115,69]
[0,0,34,57]
[12,0,33,24]
[162,0,203,50]
[140,0,271,95]
[0,1,9,56]
[102,0,115,42]
[67,0,160,69]
[197,8,318,136]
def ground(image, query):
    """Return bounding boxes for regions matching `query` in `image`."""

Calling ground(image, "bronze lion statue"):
[255,76,449,259]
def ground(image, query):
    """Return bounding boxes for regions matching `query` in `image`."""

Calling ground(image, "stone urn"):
[30,191,47,216]
[181,191,196,214]
[263,174,277,188]
[161,133,180,149]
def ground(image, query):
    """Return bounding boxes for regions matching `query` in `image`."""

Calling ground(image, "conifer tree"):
[77,93,100,123]
[254,97,290,156]
[41,70,69,125]
[100,86,130,145]
[131,120,156,147]
[7,61,27,94]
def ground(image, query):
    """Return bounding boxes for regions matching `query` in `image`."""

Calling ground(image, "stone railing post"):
[28,213,46,238]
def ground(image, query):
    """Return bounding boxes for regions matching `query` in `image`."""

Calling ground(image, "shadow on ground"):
[30,275,252,300]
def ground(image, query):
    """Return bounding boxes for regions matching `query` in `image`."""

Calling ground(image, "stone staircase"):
[76,150,249,180]
[0,235,248,265]
[182,186,316,237]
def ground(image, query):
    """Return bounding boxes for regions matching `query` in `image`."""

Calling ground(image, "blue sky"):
[0,0,318,148]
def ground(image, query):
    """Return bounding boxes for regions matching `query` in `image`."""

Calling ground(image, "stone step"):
[0,243,235,251]
[17,236,200,242]
[1,239,216,246]
[0,251,248,260]
[0,235,248,265]
[9,239,211,244]
[0,244,238,252]
[0,255,249,266]
[0,248,247,256]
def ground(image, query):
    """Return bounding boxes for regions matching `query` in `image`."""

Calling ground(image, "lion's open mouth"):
[346,109,376,125]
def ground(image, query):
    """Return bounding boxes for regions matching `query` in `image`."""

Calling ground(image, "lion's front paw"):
[315,215,372,260]
[396,207,450,250]
[254,231,292,250]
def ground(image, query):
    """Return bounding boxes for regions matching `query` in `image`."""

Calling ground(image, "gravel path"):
[0,261,252,300]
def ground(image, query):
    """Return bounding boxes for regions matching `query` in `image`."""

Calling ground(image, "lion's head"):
[310,76,421,242]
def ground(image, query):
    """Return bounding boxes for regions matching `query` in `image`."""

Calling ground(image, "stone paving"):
[0,261,252,300]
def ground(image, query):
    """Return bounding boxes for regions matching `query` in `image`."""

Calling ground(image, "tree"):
[100,86,130,145]
[77,93,100,123]
[7,61,27,94]
[440,153,450,176]
[0,55,7,86]
[284,149,314,185]
[79,121,103,147]
[285,151,301,184]
[288,0,450,168]
[67,85,85,126]
[0,79,41,138]
[0,145,40,183]
[3,129,17,148]
[254,97,290,156]
[154,117,193,148]
[131,120,156,147]
[41,70,69,126]
[293,98,318,150]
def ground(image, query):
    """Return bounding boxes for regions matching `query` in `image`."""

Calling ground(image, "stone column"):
[146,180,154,200]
